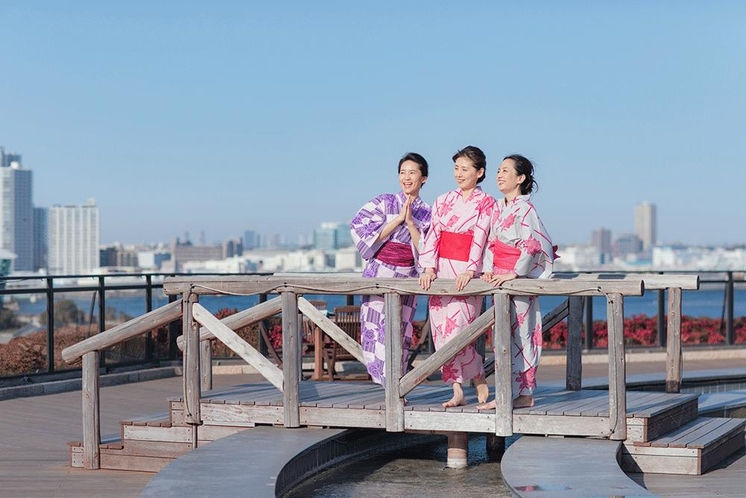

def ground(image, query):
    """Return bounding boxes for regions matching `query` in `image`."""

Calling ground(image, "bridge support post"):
[446,432,469,468]
[486,434,505,460]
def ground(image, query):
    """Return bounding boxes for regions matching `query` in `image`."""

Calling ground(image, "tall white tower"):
[48,199,100,275]
[635,202,657,251]
[0,160,34,272]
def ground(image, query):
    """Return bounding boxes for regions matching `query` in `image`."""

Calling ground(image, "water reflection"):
[285,434,518,498]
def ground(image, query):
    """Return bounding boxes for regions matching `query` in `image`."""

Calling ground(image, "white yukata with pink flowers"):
[419,188,495,386]
[484,194,554,398]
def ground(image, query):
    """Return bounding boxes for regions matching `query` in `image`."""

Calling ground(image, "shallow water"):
[284,434,517,498]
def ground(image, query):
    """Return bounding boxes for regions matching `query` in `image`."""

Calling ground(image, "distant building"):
[222,237,243,258]
[313,222,338,251]
[0,158,34,271]
[170,238,223,272]
[33,207,48,272]
[48,199,100,275]
[243,230,259,250]
[635,202,657,251]
[614,233,643,259]
[335,222,353,249]
[591,228,612,264]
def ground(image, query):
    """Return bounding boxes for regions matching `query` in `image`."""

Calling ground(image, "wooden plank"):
[192,303,284,391]
[163,274,645,298]
[525,390,601,416]
[385,292,404,432]
[667,287,683,393]
[404,411,496,433]
[607,292,627,440]
[281,292,300,428]
[300,407,386,428]
[62,299,183,363]
[82,351,101,470]
[99,453,172,473]
[494,293,513,436]
[176,296,283,348]
[672,418,741,449]
[566,296,583,390]
[123,425,194,443]
[183,293,201,430]
[513,414,612,437]
[199,403,284,426]
[200,340,212,391]
[105,439,192,459]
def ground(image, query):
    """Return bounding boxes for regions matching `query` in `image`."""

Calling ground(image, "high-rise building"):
[614,233,643,259]
[33,207,48,272]
[314,222,338,252]
[0,157,34,271]
[48,199,100,275]
[243,230,259,250]
[591,228,612,263]
[635,202,657,251]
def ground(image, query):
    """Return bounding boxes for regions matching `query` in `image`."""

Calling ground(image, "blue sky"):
[1,1,744,247]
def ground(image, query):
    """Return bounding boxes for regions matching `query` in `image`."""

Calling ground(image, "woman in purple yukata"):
[477,154,554,410]
[350,152,432,386]
[419,146,495,408]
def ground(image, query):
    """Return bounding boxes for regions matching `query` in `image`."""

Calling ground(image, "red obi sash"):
[439,231,473,262]
[489,239,521,271]
[374,241,415,267]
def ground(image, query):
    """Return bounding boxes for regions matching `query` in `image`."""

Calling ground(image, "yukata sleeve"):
[413,204,433,273]
[465,195,495,274]
[418,199,440,270]
[350,195,389,260]
[514,203,554,278]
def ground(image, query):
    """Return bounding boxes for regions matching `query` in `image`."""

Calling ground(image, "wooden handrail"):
[61,299,183,363]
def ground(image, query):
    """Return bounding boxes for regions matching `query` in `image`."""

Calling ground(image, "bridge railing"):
[62,272,701,470]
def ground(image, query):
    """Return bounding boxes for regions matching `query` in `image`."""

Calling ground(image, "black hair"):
[504,154,539,194]
[398,152,429,178]
[452,145,486,184]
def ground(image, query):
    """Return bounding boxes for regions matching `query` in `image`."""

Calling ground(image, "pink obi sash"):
[489,239,521,271]
[439,231,473,262]
[374,241,415,267]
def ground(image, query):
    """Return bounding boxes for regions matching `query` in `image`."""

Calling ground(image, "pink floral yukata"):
[419,187,495,385]
[484,194,554,398]
[350,192,432,385]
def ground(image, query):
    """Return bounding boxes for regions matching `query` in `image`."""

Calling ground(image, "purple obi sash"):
[374,241,415,267]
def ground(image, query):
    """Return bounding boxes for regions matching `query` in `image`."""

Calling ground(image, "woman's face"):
[399,160,426,196]
[453,156,483,191]
[496,158,525,198]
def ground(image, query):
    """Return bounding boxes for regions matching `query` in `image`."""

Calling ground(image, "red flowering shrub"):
[544,314,740,350]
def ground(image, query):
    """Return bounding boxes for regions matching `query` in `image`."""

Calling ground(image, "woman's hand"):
[480,272,493,282]
[455,271,474,291]
[419,269,436,290]
[486,272,518,287]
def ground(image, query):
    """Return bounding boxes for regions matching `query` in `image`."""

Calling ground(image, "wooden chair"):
[322,305,361,381]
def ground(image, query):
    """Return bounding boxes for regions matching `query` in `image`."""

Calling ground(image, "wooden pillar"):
[385,292,404,432]
[566,296,583,391]
[607,293,627,440]
[200,339,213,392]
[183,292,202,441]
[446,432,469,468]
[486,433,506,460]
[493,293,513,437]
[281,292,300,428]
[666,287,682,393]
[82,351,100,470]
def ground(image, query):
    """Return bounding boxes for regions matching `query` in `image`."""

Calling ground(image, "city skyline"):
[2,3,745,247]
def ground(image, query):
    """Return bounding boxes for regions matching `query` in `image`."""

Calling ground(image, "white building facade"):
[48,200,100,275]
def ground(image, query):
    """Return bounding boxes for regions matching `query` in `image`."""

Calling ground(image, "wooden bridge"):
[60,273,745,480]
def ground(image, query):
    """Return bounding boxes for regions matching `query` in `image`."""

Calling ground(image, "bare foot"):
[476,399,496,410]
[513,395,534,408]
[443,383,465,407]
[473,376,489,404]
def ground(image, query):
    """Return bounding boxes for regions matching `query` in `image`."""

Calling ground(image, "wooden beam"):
[163,275,645,297]
[384,292,404,432]
[566,297,584,391]
[399,308,494,397]
[82,351,100,470]
[183,293,201,433]
[191,303,283,391]
[175,296,282,350]
[493,293,513,437]
[62,299,183,363]
[666,287,683,393]
[281,292,301,428]
[607,293,627,440]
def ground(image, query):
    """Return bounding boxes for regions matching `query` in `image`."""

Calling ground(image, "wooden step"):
[625,392,700,443]
[621,417,746,475]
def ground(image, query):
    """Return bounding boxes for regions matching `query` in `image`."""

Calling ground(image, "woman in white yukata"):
[350,152,432,386]
[478,154,554,410]
[419,146,495,408]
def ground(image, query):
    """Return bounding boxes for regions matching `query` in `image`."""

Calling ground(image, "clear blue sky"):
[1,1,744,247]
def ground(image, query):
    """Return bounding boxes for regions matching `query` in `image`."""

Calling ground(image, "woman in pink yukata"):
[477,154,554,410]
[419,146,495,408]
[350,152,432,386]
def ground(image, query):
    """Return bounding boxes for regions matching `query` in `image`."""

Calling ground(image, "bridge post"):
[446,432,469,468]
[566,297,583,390]
[385,292,404,432]
[666,287,682,393]
[493,292,513,437]
[183,292,202,445]
[82,351,100,469]
[281,291,301,428]
[607,293,627,440]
